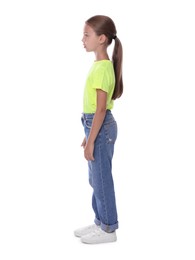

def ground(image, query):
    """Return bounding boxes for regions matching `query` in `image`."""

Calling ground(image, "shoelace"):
[90,229,109,237]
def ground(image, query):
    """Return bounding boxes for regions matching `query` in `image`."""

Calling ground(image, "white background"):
[0,0,195,259]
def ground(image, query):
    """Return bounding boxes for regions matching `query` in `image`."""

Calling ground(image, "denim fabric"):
[81,110,118,232]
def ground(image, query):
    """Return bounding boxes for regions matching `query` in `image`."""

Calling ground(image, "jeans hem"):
[94,218,118,233]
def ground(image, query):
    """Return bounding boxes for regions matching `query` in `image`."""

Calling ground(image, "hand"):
[81,137,86,148]
[84,141,95,161]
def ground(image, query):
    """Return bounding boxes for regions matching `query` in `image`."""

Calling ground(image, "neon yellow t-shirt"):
[83,60,115,113]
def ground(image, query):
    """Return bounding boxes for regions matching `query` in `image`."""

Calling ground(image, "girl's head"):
[85,15,117,46]
[82,15,116,53]
[83,15,123,100]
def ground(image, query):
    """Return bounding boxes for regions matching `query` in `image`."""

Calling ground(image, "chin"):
[86,49,92,52]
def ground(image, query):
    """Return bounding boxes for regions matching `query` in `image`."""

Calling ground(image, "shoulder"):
[93,60,113,73]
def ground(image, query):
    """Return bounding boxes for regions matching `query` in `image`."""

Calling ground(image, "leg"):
[91,119,118,232]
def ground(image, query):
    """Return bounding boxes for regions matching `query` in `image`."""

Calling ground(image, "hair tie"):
[113,35,117,40]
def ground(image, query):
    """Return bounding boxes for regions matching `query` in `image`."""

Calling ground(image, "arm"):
[83,89,107,161]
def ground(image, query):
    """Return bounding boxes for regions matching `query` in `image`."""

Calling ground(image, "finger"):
[84,153,94,161]
[88,154,95,161]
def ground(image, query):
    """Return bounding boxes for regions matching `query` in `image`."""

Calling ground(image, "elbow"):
[96,107,107,115]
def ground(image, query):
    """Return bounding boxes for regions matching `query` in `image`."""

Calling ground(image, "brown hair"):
[86,15,123,100]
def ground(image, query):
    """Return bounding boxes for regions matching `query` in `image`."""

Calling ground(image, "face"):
[82,24,100,52]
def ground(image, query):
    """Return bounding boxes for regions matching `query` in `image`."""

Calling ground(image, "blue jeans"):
[81,110,118,232]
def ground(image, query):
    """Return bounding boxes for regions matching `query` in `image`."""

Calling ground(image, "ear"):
[99,34,107,44]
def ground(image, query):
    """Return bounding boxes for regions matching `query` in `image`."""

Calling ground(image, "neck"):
[94,50,109,61]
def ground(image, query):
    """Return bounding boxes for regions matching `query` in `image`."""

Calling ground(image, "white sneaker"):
[74,224,100,237]
[81,228,117,244]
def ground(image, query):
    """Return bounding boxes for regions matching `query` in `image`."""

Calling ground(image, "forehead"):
[83,23,95,34]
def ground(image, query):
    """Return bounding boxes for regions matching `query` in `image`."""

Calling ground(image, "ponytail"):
[112,37,123,100]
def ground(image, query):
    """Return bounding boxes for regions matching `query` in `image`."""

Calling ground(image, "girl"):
[74,15,123,244]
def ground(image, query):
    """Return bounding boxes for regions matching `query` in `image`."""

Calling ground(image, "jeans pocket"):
[81,115,93,129]
[85,119,92,128]
[104,120,117,144]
